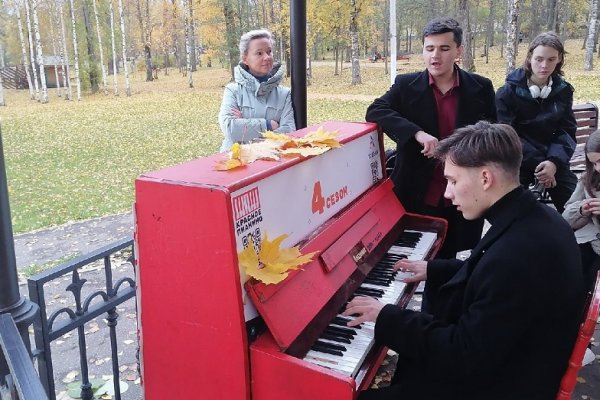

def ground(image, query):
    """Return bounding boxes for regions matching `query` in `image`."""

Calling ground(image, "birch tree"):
[183,0,193,87]
[349,0,361,85]
[505,0,520,74]
[69,0,81,100]
[24,0,40,100]
[136,0,154,81]
[31,0,48,102]
[82,0,99,93]
[14,0,34,99]
[109,0,118,95]
[93,0,108,94]
[118,0,131,96]
[56,0,72,100]
[585,0,598,70]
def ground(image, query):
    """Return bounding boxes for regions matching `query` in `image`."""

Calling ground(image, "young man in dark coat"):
[344,121,585,400]
[365,17,496,258]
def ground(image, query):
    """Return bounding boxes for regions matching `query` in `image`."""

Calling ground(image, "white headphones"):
[529,77,553,99]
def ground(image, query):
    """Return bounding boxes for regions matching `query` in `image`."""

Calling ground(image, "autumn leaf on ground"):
[238,233,317,285]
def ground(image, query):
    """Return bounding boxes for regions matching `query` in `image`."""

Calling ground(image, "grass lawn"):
[1,40,599,234]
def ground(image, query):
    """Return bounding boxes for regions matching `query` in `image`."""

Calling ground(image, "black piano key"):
[313,340,347,353]
[332,316,361,329]
[320,331,352,344]
[325,325,356,338]
[311,343,344,357]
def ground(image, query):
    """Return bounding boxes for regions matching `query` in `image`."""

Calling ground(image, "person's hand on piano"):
[342,296,385,327]
[414,131,439,158]
[394,259,427,282]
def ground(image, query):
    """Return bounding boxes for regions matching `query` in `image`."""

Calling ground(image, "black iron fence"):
[0,314,48,400]
[27,237,135,400]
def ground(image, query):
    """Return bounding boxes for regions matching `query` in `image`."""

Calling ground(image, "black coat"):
[365,68,497,212]
[371,187,585,400]
[496,68,576,171]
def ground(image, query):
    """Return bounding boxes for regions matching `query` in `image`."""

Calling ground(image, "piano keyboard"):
[302,230,437,376]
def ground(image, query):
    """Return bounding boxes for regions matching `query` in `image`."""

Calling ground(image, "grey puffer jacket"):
[218,63,295,152]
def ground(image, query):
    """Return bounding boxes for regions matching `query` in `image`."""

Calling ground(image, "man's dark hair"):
[434,121,523,177]
[422,17,463,46]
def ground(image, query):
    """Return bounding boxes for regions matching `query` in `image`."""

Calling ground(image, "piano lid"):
[245,180,404,350]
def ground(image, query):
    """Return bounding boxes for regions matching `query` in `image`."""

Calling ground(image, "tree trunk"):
[458,0,474,71]
[118,0,130,96]
[109,0,118,95]
[68,0,82,100]
[585,0,599,70]
[14,0,35,99]
[93,0,108,94]
[31,0,48,103]
[170,0,181,75]
[0,73,5,106]
[349,0,361,85]
[188,0,196,71]
[486,0,496,49]
[57,0,72,100]
[24,0,40,100]
[505,0,520,74]
[547,0,558,31]
[223,0,237,80]
[82,0,99,93]
[183,0,193,87]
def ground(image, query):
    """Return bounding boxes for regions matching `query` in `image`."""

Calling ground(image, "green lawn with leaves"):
[1,40,599,234]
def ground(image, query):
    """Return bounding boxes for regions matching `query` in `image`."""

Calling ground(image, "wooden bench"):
[570,102,599,172]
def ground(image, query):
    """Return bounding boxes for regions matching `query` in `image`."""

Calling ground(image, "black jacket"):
[365,68,497,212]
[496,68,576,171]
[373,187,585,400]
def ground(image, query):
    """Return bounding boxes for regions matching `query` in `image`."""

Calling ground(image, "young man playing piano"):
[365,17,496,259]
[344,121,585,400]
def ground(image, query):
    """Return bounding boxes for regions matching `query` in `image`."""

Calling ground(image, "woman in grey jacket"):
[563,129,600,294]
[218,29,296,152]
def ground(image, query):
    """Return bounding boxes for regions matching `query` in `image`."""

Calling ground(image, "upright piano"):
[134,121,447,399]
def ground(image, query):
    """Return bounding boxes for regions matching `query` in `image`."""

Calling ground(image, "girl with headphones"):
[496,32,577,212]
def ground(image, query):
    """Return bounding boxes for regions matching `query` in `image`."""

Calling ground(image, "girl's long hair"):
[584,129,600,195]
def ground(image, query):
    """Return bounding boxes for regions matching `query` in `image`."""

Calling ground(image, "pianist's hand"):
[394,259,427,282]
[415,131,438,158]
[343,296,384,327]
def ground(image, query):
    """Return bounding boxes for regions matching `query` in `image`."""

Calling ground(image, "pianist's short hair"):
[422,17,462,46]
[434,121,523,178]
[239,29,275,62]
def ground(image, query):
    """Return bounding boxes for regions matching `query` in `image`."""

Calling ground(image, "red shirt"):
[423,71,459,207]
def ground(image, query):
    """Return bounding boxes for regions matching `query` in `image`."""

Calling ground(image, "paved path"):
[14,212,133,270]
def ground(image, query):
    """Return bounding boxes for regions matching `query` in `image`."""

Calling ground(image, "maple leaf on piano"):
[214,143,246,170]
[238,233,317,285]
[297,126,341,148]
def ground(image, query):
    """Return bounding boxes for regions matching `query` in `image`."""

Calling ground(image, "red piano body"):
[135,121,446,399]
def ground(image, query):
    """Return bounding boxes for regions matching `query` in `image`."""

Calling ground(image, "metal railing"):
[0,313,48,400]
[27,237,135,400]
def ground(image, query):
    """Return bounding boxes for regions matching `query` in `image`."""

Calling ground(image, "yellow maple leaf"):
[238,233,317,285]
[299,126,342,148]
[214,143,246,171]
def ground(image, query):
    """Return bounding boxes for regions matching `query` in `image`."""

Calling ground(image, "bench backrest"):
[570,103,599,172]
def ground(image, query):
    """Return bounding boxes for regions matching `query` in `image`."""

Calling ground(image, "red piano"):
[134,121,446,399]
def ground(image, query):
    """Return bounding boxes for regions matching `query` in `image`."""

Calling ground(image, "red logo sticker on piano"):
[233,188,263,236]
